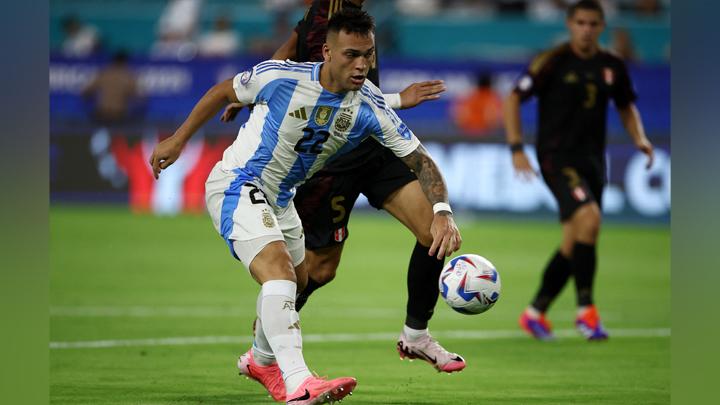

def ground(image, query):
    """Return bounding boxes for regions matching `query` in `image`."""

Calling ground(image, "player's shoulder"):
[597,47,629,68]
[528,43,572,74]
[358,81,388,111]
[252,59,319,81]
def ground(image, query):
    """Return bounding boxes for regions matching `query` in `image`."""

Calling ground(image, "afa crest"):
[334,111,353,132]
[314,106,334,126]
[261,209,275,228]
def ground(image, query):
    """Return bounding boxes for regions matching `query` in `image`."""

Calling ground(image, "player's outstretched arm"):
[400,144,462,259]
[503,91,536,180]
[390,80,446,109]
[150,78,241,179]
[220,103,244,122]
[272,30,298,61]
[618,103,654,169]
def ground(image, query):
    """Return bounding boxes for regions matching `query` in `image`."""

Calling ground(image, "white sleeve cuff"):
[384,93,402,109]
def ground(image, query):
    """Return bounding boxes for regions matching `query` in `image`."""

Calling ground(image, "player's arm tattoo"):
[400,144,449,206]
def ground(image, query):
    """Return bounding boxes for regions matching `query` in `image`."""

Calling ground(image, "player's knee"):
[272,257,298,283]
[294,261,309,292]
[415,228,434,248]
[311,259,338,284]
[305,248,341,285]
[574,204,601,242]
[264,252,297,283]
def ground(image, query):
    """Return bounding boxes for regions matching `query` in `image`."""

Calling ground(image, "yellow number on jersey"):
[583,83,597,109]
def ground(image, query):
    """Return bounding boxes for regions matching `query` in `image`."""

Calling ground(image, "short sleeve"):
[513,50,555,102]
[366,102,420,158]
[611,60,638,109]
[232,62,289,105]
[232,67,263,105]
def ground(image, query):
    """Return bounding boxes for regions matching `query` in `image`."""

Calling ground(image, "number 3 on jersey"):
[294,127,330,154]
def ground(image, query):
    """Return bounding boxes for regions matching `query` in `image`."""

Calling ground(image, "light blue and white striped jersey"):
[219,59,420,208]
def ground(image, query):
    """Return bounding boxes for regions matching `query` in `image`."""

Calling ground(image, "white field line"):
[50,328,670,350]
[50,306,402,318]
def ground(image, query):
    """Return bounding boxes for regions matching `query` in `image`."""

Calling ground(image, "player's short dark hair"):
[567,0,605,21]
[327,8,375,37]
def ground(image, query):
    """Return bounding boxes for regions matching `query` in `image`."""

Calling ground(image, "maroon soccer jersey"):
[513,43,637,158]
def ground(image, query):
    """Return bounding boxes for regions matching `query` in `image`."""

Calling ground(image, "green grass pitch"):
[50,205,670,404]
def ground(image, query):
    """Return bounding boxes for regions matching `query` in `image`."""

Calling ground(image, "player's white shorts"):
[205,162,305,269]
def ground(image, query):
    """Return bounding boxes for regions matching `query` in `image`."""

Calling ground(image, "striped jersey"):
[220,59,420,208]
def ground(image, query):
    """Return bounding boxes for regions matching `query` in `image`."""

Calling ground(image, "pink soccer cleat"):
[396,332,466,373]
[285,375,357,405]
[237,349,286,402]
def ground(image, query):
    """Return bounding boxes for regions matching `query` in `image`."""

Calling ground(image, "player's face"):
[325,30,375,92]
[567,9,605,52]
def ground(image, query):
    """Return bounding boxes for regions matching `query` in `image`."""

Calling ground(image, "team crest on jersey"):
[314,106,334,126]
[603,68,614,85]
[239,69,253,86]
[261,209,275,228]
[334,111,353,132]
[564,71,579,83]
[333,226,347,242]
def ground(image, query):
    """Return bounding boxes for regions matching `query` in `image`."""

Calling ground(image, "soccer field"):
[50,206,670,404]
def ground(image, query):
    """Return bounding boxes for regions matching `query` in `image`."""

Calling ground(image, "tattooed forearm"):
[400,144,448,205]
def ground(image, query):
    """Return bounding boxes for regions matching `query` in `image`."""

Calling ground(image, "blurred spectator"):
[61,15,100,57]
[395,0,440,16]
[451,72,503,136]
[198,15,242,58]
[635,0,662,16]
[151,0,202,60]
[263,0,303,11]
[248,11,293,58]
[82,51,142,125]
[496,0,527,14]
[528,0,567,20]
[611,27,637,61]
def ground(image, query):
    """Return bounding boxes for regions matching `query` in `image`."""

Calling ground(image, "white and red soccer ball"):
[439,254,501,315]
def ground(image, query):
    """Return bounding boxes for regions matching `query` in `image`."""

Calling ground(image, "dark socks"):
[571,242,597,307]
[405,241,445,330]
[294,277,324,312]
[531,250,572,312]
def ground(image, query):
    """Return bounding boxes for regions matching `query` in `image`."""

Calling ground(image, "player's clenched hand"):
[512,151,536,181]
[399,80,446,109]
[221,103,244,122]
[636,139,655,169]
[149,135,186,179]
[429,213,462,260]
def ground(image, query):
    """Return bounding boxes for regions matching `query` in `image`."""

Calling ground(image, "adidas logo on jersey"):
[288,107,307,120]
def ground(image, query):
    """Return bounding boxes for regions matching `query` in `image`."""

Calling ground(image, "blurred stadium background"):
[50,1,670,404]
[50,0,669,221]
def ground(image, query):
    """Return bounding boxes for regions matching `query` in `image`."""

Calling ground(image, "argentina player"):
[149,9,460,405]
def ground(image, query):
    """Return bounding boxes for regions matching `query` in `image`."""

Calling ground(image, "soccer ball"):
[439,254,501,315]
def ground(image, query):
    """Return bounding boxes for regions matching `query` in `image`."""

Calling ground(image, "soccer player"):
[150,9,462,404]
[504,0,654,341]
[223,0,467,376]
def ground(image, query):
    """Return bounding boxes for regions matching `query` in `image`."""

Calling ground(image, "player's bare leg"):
[241,241,356,401]
[384,180,466,372]
[240,258,313,401]
[294,244,344,312]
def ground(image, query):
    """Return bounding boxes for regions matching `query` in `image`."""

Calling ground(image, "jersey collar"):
[312,62,323,81]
